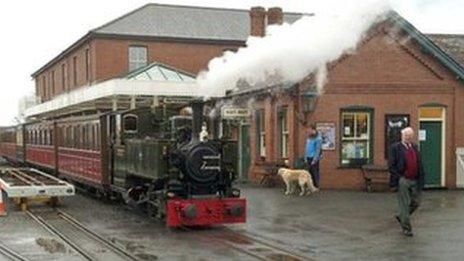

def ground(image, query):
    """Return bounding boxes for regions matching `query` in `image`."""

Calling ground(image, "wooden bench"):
[361,164,390,192]
[258,161,288,187]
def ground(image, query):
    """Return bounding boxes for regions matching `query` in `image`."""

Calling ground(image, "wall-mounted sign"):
[163,97,193,104]
[316,122,336,150]
[419,130,426,141]
[221,107,251,118]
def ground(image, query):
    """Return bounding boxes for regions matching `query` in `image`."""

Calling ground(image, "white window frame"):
[128,46,148,71]
[257,110,266,158]
[279,107,289,159]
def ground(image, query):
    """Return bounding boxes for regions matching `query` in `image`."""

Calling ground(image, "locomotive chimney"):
[191,100,204,141]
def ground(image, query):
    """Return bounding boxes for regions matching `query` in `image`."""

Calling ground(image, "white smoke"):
[197,0,393,98]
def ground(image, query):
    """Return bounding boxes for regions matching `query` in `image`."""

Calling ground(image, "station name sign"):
[221,107,251,118]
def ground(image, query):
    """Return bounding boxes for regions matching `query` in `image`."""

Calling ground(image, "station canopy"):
[25,62,222,119]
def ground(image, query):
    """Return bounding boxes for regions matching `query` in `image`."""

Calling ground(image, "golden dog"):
[277,168,319,196]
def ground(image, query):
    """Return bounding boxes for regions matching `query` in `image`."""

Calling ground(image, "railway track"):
[181,226,314,261]
[26,210,139,261]
[0,241,31,261]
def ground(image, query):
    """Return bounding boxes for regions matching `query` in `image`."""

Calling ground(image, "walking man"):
[388,127,425,237]
[305,124,322,188]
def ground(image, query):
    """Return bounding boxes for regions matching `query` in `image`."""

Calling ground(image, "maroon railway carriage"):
[0,125,25,163]
[25,121,56,170]
[54,115,109,190]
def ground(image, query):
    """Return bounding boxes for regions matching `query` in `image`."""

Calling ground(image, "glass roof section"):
[125,62,196,82]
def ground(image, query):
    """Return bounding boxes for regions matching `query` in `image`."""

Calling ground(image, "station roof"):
[32,4,307,77]
[24,62,221,119]
[427,34,464,69]
[125,62,196,82]
[92,3,304,42]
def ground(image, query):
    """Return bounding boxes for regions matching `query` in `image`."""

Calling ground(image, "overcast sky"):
[0,0,463,125]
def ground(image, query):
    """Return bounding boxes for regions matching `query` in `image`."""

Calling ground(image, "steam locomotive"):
[0,100,246,227]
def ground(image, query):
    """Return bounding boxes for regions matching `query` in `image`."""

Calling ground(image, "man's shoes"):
[402,228,414,237]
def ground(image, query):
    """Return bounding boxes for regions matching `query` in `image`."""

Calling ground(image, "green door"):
[419,121,442,186]
[240,125,251,181]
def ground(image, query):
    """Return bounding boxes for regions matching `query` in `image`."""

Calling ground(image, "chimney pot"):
[249,6,266,37]
[267,7,283,25]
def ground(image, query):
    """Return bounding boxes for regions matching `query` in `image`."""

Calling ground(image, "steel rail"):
[26,210,96,261]
[221,227,315,261]
[181,225,315,261]
[178,226,268,261]
[0,241,31,261]
[56,210,139,261]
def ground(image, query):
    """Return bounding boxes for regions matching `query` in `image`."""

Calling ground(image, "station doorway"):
[419,107,445,187]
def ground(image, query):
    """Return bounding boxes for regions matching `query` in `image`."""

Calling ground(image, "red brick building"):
[229,12,464,190]
[31,4,302,103]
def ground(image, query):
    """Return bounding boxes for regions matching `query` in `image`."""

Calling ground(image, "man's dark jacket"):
[388,142,426,190]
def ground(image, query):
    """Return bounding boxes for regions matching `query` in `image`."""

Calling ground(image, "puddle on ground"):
[249,247,268,252]
[36,237,66,253]
[218,232,252,245]
[110,237,146,252]
[136,253,159,260]
[267,253,302,261]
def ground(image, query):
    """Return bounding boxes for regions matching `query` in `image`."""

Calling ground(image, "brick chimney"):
[267,7,283,25]
[249,6,266,37]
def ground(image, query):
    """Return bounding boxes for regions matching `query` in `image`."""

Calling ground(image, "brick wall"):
[33,37,243,102]
[34,41,95,102]
[93,38,243,83]
[245,23,464,189]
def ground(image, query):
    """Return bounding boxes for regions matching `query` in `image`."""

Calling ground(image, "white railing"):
[457,148,464,188]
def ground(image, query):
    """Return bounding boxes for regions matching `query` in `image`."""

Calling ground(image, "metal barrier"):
[457,148,464,188]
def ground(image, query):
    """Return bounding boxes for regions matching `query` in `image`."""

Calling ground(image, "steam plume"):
[197,0,393,97]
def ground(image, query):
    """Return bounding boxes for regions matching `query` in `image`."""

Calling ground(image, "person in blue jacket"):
[305,124,323,188]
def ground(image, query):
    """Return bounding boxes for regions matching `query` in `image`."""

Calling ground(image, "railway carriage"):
[55,115,108,190]
[0,125,25,163]
[25,121,56,170]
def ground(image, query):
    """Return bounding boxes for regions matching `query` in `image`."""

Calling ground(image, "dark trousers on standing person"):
[306,157,320,188]
[397,177,421,231]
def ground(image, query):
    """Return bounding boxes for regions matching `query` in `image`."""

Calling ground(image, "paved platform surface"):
[1,185,464,260]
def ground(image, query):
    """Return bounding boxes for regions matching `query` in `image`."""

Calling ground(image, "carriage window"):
[95,124,100,149]
[82,125,87,149]
[123,115,138,133]
[50,129,54,145]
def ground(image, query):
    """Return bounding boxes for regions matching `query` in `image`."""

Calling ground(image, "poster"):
[419,130,426,141]
[316,123,336,150]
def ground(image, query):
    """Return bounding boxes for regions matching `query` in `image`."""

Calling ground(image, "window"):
[61,64,67,91]
[50,71,55,96]
[385,114,409,158]
[123,115,138,133]
[255,110,266,158]
[278,107,289,159]
[85,49,90,83]
[42,76,47,99]
[73,56,77,87]
[341,109,373,167]
[128,46,147,71]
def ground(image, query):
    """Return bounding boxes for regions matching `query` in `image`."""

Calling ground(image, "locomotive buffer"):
[0,168,75,211]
